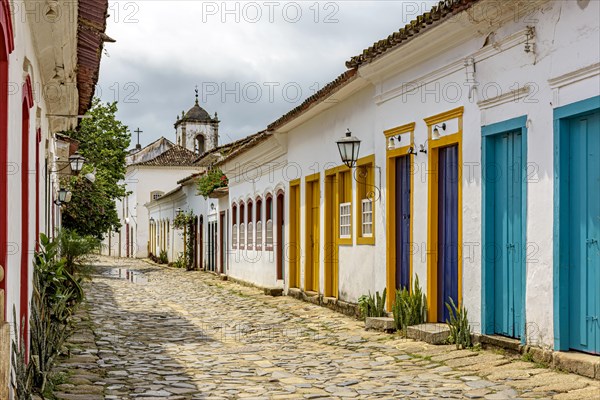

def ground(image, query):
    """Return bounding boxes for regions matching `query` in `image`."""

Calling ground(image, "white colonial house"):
[137,0,599,366]
[0,0,109,395]
[107,95,221,258]
[262,0,599,355]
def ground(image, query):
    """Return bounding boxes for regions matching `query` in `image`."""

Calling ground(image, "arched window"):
[231,203,238,249]
[239,202,245,250]
[266,194,273,250]
[247,200,254,250]
[195,134,205,154]
[255,197,263,251]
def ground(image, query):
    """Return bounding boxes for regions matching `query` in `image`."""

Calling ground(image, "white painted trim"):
[548,62,600,89]
[373,29,530,106]
[477,85,531,110]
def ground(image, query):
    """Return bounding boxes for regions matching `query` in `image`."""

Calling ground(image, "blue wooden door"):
[395,156,411,290]
[438,145,459,322]
[490,130,524,338]
[568,110,600,354]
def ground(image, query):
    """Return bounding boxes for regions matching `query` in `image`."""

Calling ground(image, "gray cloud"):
[97,1,437,147]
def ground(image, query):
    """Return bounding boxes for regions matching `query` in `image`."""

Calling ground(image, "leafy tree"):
[61,99,130,239]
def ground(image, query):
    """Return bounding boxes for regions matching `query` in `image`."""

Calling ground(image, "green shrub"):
[197,167,228,198]
[358,288,387,320]
[27,233,84,394]
[392,275,427,332]
[57,228,100,276]
[11,308,33,399]
[173,254,186,269]
[159,250,168,264]
[446,297,472,349]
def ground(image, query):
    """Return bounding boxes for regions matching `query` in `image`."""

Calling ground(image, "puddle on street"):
[103,268,148,284]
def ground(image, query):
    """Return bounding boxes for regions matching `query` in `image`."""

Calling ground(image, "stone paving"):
[52,257,600,399]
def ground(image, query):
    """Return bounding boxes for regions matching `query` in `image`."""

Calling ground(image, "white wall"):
[108,166,199,258]
[279,0,599,347]
[221,136,288,288]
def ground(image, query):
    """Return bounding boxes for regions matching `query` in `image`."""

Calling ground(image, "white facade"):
[269,0,600,349]
[1,0,107,395]
[221,133,288,288]
[110,165,199,258]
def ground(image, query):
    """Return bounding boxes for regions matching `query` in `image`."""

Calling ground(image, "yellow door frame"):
[425,106,464,322]
[305,173,320,293]
[289,179,301,288]
[324,169,338,298]
[384,123,415,310]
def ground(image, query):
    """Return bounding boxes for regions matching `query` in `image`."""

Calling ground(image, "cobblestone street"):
[52,257,600,400]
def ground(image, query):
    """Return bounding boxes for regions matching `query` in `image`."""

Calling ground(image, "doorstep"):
[406,323,451,345]
[478,334,522,353]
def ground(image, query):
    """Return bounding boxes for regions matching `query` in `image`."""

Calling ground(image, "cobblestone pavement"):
[53,257,600,400]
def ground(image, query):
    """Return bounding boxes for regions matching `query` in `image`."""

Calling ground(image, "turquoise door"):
[488,130,524,338]
[568,110,600,354]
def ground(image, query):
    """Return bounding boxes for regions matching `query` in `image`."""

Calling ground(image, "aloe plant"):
[392,275,427,332]
[445,297,472,349]
[358,288,387,320]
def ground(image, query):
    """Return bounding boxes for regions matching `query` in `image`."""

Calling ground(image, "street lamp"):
[336,129,361,169]
[55,188,72,205]
[68,151,86,174]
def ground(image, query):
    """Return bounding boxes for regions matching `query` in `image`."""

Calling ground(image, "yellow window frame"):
[356,154,376,245]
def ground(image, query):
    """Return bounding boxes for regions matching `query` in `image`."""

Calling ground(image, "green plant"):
[392,275,427,332]
[159,250,168,264]
[358,288,387,320]
[28,233,84,395]
[11,308,33,399]
[445,297,472,349]
[61,99,131,239]
[173,254,186,269]
[197,167,228,198]
[173,211,193,229]
[57,229,100,276]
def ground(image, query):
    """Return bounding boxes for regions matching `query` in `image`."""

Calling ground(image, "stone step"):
[365,317,395,333]
[406,323,450,345]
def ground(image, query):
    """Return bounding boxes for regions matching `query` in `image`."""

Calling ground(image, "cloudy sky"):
[97,1,436,148]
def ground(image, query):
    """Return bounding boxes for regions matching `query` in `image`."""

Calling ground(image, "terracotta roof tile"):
[194,130,269,166]
[132,145,198,167]
[345,0,481,68]
[77,0,113,115]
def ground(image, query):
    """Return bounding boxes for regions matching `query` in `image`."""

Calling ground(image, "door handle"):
[506,243,515,249]
[586,238,598,245]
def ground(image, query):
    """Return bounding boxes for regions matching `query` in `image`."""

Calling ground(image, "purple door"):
[438,144,459,322]
[395,156,411,290]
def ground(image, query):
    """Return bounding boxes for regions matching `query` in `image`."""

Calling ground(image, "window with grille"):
[256,198,262,250]
[151,191,164,201]
[266,220,273,248]
[339,202,351,239]
[231,204,238,249]
[361,199,373,237]
[266,195,273,249]
[247,201,253,250]
[356,156,376,245]
[239,202,245,249]
[256,221,263,250]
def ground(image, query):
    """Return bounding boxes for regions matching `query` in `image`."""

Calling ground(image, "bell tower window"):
[195,135,205,154]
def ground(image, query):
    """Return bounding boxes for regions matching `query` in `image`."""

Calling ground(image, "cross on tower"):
[195,85,199,104]
[134,127,143,149]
